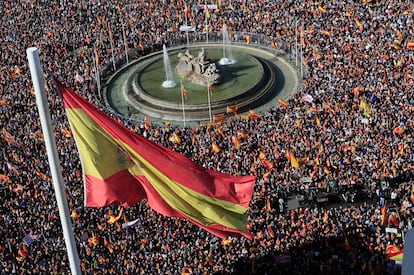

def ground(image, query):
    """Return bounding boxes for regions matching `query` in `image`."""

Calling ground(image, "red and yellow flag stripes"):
[56,80,256,239]
[286,150,299,168]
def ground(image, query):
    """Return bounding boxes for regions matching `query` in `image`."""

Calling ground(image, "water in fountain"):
[162,44,176,88]
[219,24,236,65]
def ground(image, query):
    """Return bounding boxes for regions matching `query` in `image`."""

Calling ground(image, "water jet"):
[219,24,236,66]
[161,44,176,88]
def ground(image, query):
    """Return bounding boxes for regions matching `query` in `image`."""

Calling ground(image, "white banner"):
[122,218,140,229]
[385,227,398,234]
[180,25,196,32]
[195,4,218,12]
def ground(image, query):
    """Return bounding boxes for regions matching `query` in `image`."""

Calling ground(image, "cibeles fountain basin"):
[104,43,285,123]
[135,46,264,104]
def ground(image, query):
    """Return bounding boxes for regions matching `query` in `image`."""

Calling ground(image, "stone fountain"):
[175,48,222,86]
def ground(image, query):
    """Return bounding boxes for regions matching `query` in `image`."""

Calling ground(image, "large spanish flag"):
[56,80,256,239]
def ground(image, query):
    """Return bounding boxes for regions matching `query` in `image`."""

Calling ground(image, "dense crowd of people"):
[1,0,413,274]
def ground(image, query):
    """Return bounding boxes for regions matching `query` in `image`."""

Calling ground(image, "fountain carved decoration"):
[176,48,222,86]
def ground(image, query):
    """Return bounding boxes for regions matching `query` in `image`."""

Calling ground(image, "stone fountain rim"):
[103,43,299,122]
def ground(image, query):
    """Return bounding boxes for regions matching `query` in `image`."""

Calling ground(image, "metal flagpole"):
[184,1,190,46]
[26,47,81,275]
[93,45,101,99]
[205,2,209,43]
[295,19,298,67]
[207,83,212,122]
[121,19,129,64]
[108,24,116,71]
[222,24,226,59]
[180,80,186,127]
[300,25,303,79]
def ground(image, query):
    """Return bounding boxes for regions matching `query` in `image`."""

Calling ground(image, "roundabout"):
[104,43,299,125]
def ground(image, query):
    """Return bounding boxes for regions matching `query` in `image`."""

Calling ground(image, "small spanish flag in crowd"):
[107,207,123,224]
[88,235,100,247]
[321,30,331,36]
[226,105,238,114]
[286,150,299,168]
[246,35,251,44]
[278,98,289,108]
[213,113,225,122]
[318,6,326,13]
[248,109,260,120]
[169,132,181,144]
[381,202,388,226]
[355,18,363,31]
[181,80,188,100]
[104,238,113,253]
[232,136,240,150]
[212,142,221,153]
[267,224,275,238]
[237,130,247,139]
[205,2,211,19]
